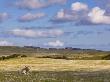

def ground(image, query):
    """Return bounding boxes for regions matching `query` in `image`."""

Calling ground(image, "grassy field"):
[1,57,110,71]
[0,57,110,82]
[1,71,110,82]
[0,46,110,82]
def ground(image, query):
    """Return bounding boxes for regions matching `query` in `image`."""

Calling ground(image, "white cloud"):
[52,9,78,23]
[88,7,110,24]
[51,2,89,23]
[0,40,13,46]
[48,0,67,4]
[10,29,63,38]
[57,9,65,18]
[47,40,64,47]
[52,2,110,25]
[47,29,64,36]
[15,0,46,9]
[71,2,88,11]
[0,13,9,22]
[15,0,67,9]
[11,29,37,37]
[95,0,110,12]
[19,12,46,22]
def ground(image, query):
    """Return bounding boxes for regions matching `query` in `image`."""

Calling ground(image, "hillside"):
[0,46,110,60]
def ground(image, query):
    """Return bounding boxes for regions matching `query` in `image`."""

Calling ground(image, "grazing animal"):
[21,66,30,75]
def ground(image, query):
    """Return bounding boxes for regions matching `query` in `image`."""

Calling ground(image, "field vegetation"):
[0,46,110,82]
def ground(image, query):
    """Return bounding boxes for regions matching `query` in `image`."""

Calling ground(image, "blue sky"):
[0,0,110,50]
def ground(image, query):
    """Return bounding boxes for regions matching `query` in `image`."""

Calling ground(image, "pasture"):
[0,46,110,82]
[0,57,110,82]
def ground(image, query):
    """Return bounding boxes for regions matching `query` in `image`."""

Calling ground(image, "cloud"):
[19,12,46,22]
[71,2,88,11]
[46,40,64,47]
[0,13,9,22]
[95,0,110,12]
[88,7,110,24]
[94,0,110,19]
[0,40,13,46]
[10,29,63,38]
[51,9,79,23]
[51,2,110,25]
[14,0,67,9]
[51,2,89,23]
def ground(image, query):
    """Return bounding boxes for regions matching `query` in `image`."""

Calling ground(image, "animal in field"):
[21,66,30,75]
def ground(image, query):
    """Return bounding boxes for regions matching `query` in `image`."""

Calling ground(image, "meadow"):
[0,57,110,82]
[0,46,110,82]
[1,71,110,82]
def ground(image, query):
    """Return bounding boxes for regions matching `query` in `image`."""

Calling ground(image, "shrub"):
[40,55,68,60]
[21,55,27,57]
[0,54,27,60]
[102,54,110,60]
[54,55,67,59]
[0,56,5,60]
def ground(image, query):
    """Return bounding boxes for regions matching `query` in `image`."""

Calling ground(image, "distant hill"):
[0,46,110,60]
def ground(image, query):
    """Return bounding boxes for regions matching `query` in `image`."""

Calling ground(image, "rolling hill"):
[0,46,110,60]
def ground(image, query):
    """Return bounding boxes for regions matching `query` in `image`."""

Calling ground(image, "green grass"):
[0,71,110,82]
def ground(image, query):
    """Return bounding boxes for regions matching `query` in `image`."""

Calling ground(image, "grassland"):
[1,71,110,82]
[1,57,110,71]
[0,46,110,82]
[0,57,110,82]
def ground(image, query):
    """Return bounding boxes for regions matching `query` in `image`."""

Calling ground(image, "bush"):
[0,56,5,60]
[103,54,110,60]
[40,55,68,60]
[21,55,27,57]
[0,54,27,60]
[54,55,67,59]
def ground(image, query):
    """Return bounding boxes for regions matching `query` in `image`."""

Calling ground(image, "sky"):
[0,0,110,50]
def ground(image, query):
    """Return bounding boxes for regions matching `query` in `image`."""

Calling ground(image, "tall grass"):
[0,71,110,82]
